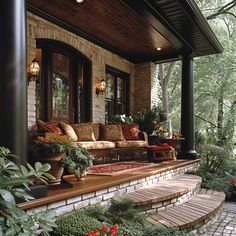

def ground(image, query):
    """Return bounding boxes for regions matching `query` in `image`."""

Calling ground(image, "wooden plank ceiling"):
[26,0,223,63]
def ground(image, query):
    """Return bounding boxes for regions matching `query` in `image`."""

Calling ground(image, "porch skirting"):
[21,160,200,216]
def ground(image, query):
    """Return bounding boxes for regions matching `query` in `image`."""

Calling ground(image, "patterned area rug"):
[87,162,157,176]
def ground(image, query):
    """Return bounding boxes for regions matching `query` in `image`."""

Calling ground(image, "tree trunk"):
[158,62,175,118]
[217,95,224,145]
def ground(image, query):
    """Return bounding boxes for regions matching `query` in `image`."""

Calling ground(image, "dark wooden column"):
[0,1,27,162]
[179,54,198,159]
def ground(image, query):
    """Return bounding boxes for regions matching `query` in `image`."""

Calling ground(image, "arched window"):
[35,39,91,123]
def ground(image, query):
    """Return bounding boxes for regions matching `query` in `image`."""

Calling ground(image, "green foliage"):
[0,147,57,235]
[198,144,230,174]
[81,204,111,223]
[111,114,134,124]
[107,198,146,225]
[193,144,236,200]
[56,198,189,236]
[118,222,144,236]
[133,106,160,134]
[55,211,102,236]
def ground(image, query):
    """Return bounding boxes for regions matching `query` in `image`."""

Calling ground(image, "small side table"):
[145,145,176,162]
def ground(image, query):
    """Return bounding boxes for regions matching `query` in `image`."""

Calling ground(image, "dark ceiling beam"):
[26,3,135,63]
[121,0,195,54]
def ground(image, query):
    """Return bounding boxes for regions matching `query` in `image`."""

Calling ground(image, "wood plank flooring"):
[118,174,202,206]
[147,189,225,230]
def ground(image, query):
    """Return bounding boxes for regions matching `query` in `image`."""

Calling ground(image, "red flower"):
[101,226,108,233]
[87,232,93,236]
[230,179,236,184]
[110,225,118,235]
[92,229,100,236]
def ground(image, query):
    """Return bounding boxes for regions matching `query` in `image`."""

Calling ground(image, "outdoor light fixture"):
[28,58,40,84]
[156,47,162,51]
[76,0,84,3]
[95,79,106,97]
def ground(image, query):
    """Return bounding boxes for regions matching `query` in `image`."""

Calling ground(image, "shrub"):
[82,204,111,223]
[55,211,102,236]
[107,198,146,225]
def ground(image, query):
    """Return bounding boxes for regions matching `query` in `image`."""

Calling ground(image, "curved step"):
[118,174,202,212]
[146,189,225,231]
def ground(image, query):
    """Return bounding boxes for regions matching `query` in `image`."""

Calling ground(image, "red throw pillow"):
[36,120,63,135]
[122,124,141,140]
[101,124,125,141]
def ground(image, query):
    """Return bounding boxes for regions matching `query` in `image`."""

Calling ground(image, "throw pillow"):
[122,124,141,140]
[86,122,100,140]
[101,124,125,141]
[59,122,78,141]
[73,123,96,141]
[36,120,63,135]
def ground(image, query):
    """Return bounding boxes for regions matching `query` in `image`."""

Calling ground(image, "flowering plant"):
[87,225,119,236]
[230,179,236,187]
[111,114,134,124]
[159,127,168,133]
[33,133,72,155]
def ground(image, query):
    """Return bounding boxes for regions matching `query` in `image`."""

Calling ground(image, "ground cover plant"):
[55,198,189,236]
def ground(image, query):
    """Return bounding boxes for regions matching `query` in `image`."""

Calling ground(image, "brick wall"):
[134,62,161,114]
[26,12,135,127]
[26,12,159,127]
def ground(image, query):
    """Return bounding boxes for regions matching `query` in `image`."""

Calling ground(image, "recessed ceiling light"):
[76,0,84,3]
[156,47,162,51]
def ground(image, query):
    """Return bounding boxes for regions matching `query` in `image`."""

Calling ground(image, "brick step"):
[146,188,226,231]
[117,174,202,212]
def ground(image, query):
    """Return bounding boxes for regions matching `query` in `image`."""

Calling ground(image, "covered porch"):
[0,0,223,163]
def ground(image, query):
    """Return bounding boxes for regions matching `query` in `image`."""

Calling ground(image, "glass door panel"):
[51,52,70,122]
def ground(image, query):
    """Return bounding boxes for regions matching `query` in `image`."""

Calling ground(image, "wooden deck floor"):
[18,159,199,210]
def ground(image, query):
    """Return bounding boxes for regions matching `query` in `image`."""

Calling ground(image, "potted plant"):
[133,106,160,134]
[33,133,71,184]
[62,145,94,180]
[33,133,94,182]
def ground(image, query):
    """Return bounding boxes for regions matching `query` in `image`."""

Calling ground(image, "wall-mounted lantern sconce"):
[28,58,40,84]
[95,79,106,97]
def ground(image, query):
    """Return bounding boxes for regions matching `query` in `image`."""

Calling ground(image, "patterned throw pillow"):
[101,124,125,141]
[86,122,100,140]
[36,120,63,135]
[122,124,141,140]
[59,122,78,141]
[73,123,96,141]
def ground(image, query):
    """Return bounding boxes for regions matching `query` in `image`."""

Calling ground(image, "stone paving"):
[207,202,236,236]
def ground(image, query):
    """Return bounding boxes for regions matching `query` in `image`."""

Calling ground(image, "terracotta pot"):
[75,170,88,181]
[38,152,65,185]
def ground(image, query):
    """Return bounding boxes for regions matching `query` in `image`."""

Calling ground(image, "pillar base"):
[178,150,198,159]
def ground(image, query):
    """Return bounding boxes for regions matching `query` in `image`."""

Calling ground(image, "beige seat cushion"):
[60,122,78,141]
[101,124,124,141]
[115,140,147,148]
[73,123,96,141]
[76,141,115,150]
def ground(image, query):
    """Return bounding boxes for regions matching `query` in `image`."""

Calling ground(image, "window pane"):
[52,53,70,122]
[105,73,114,99]
[117,77,124,101]
[105,100,114,123]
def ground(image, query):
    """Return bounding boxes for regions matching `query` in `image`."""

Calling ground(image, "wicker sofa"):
[33,120,148,163]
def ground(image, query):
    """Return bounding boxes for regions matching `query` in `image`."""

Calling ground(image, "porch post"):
[179,54,198,159]
[0,0,27,161]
